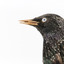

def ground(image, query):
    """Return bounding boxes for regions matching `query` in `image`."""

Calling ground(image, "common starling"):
[20,14,64,64]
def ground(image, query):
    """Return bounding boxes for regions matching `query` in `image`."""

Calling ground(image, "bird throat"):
[42,29,64,64]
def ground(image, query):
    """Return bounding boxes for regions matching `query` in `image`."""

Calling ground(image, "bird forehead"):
[38,14,53,18]
[34,14,58,20]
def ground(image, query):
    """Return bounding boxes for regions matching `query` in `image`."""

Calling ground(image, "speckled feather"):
[37,14,64,64]
[20,14,64,64]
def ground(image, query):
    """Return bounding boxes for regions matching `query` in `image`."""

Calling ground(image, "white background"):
[0,0,64,64]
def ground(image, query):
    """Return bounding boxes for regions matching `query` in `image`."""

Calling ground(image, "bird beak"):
[19,19,39,25]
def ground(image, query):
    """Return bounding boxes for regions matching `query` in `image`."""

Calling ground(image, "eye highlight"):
[42,18,47,22]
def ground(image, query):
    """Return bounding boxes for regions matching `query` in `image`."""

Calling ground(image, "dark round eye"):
[42,18,47,22]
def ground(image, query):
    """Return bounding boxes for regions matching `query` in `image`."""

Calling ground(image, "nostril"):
[24,21,28,22]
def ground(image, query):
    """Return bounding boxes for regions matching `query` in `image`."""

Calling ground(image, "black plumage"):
[20,14,64,64]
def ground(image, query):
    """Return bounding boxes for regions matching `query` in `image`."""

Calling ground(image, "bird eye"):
[42,18,47,22]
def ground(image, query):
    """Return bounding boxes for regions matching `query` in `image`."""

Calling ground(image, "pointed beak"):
[19,19,39,25]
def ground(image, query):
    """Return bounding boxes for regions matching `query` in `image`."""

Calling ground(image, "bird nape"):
[20,14,64,64]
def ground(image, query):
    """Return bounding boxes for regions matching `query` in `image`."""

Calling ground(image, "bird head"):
[20,14,63,35]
